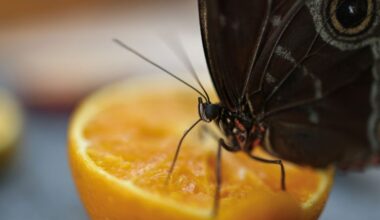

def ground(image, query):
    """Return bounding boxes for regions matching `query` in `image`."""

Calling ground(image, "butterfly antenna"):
[162,36,211,103]
[165,118,203,185]
[113,39,208,101]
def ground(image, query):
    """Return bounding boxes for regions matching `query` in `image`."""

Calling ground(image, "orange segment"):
[68,79,334,220]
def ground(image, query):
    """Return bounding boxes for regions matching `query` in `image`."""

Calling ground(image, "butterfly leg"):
[212,138,241,216]
[201,126,241,216]
[165,119,203,185]
[212,138,223,217]
[245,151,286,191]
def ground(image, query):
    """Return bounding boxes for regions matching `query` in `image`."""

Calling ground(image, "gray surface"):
[0,109,379,220]
[0,110,87,220]
[321,170,380,220]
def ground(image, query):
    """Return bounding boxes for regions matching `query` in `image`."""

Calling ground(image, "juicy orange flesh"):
[84,88,321,209]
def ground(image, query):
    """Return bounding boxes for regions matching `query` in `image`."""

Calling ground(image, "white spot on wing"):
[275,45,296,63]
[275,45,323,98]
[303,66,323,99]
[314,80,323,99]
[219,14,226,27]
[308,107,319,124]
[266,72,276,84]
[271,15,282,27]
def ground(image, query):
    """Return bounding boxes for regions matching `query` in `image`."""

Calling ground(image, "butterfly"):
[197,0,380,213]
[199,0,380,170]
[114,0,380,215]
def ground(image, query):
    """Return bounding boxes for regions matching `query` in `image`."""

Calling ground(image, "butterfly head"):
[198,97,221,122]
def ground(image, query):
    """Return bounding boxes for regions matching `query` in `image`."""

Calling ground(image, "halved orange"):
[68,78,334,220]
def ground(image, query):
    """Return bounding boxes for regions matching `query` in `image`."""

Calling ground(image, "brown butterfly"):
[196,0,380,213]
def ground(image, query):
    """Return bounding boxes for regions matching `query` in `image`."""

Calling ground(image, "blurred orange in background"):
[0,87,23,167]
[0,0,206,110]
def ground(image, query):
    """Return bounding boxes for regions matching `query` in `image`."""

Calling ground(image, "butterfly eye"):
[329,0,375,36]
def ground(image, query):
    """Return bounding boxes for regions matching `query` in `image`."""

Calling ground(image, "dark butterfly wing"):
[265,67,377,168]
[199,0,380,168]
[198,0,271,110]
[246,1,380,168]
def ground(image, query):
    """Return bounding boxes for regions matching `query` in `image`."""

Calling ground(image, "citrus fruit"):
[0,88,23,165]
[68,78,334,220]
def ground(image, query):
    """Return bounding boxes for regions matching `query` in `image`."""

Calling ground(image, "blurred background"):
[0,0,379,219]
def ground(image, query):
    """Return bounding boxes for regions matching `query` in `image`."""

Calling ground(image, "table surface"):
[0,109,379,220]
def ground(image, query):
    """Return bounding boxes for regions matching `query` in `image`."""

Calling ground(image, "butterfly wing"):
[247,1,380,168]
[199,0,380,168]
[264,66,376,168]
[198,0,271,109]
